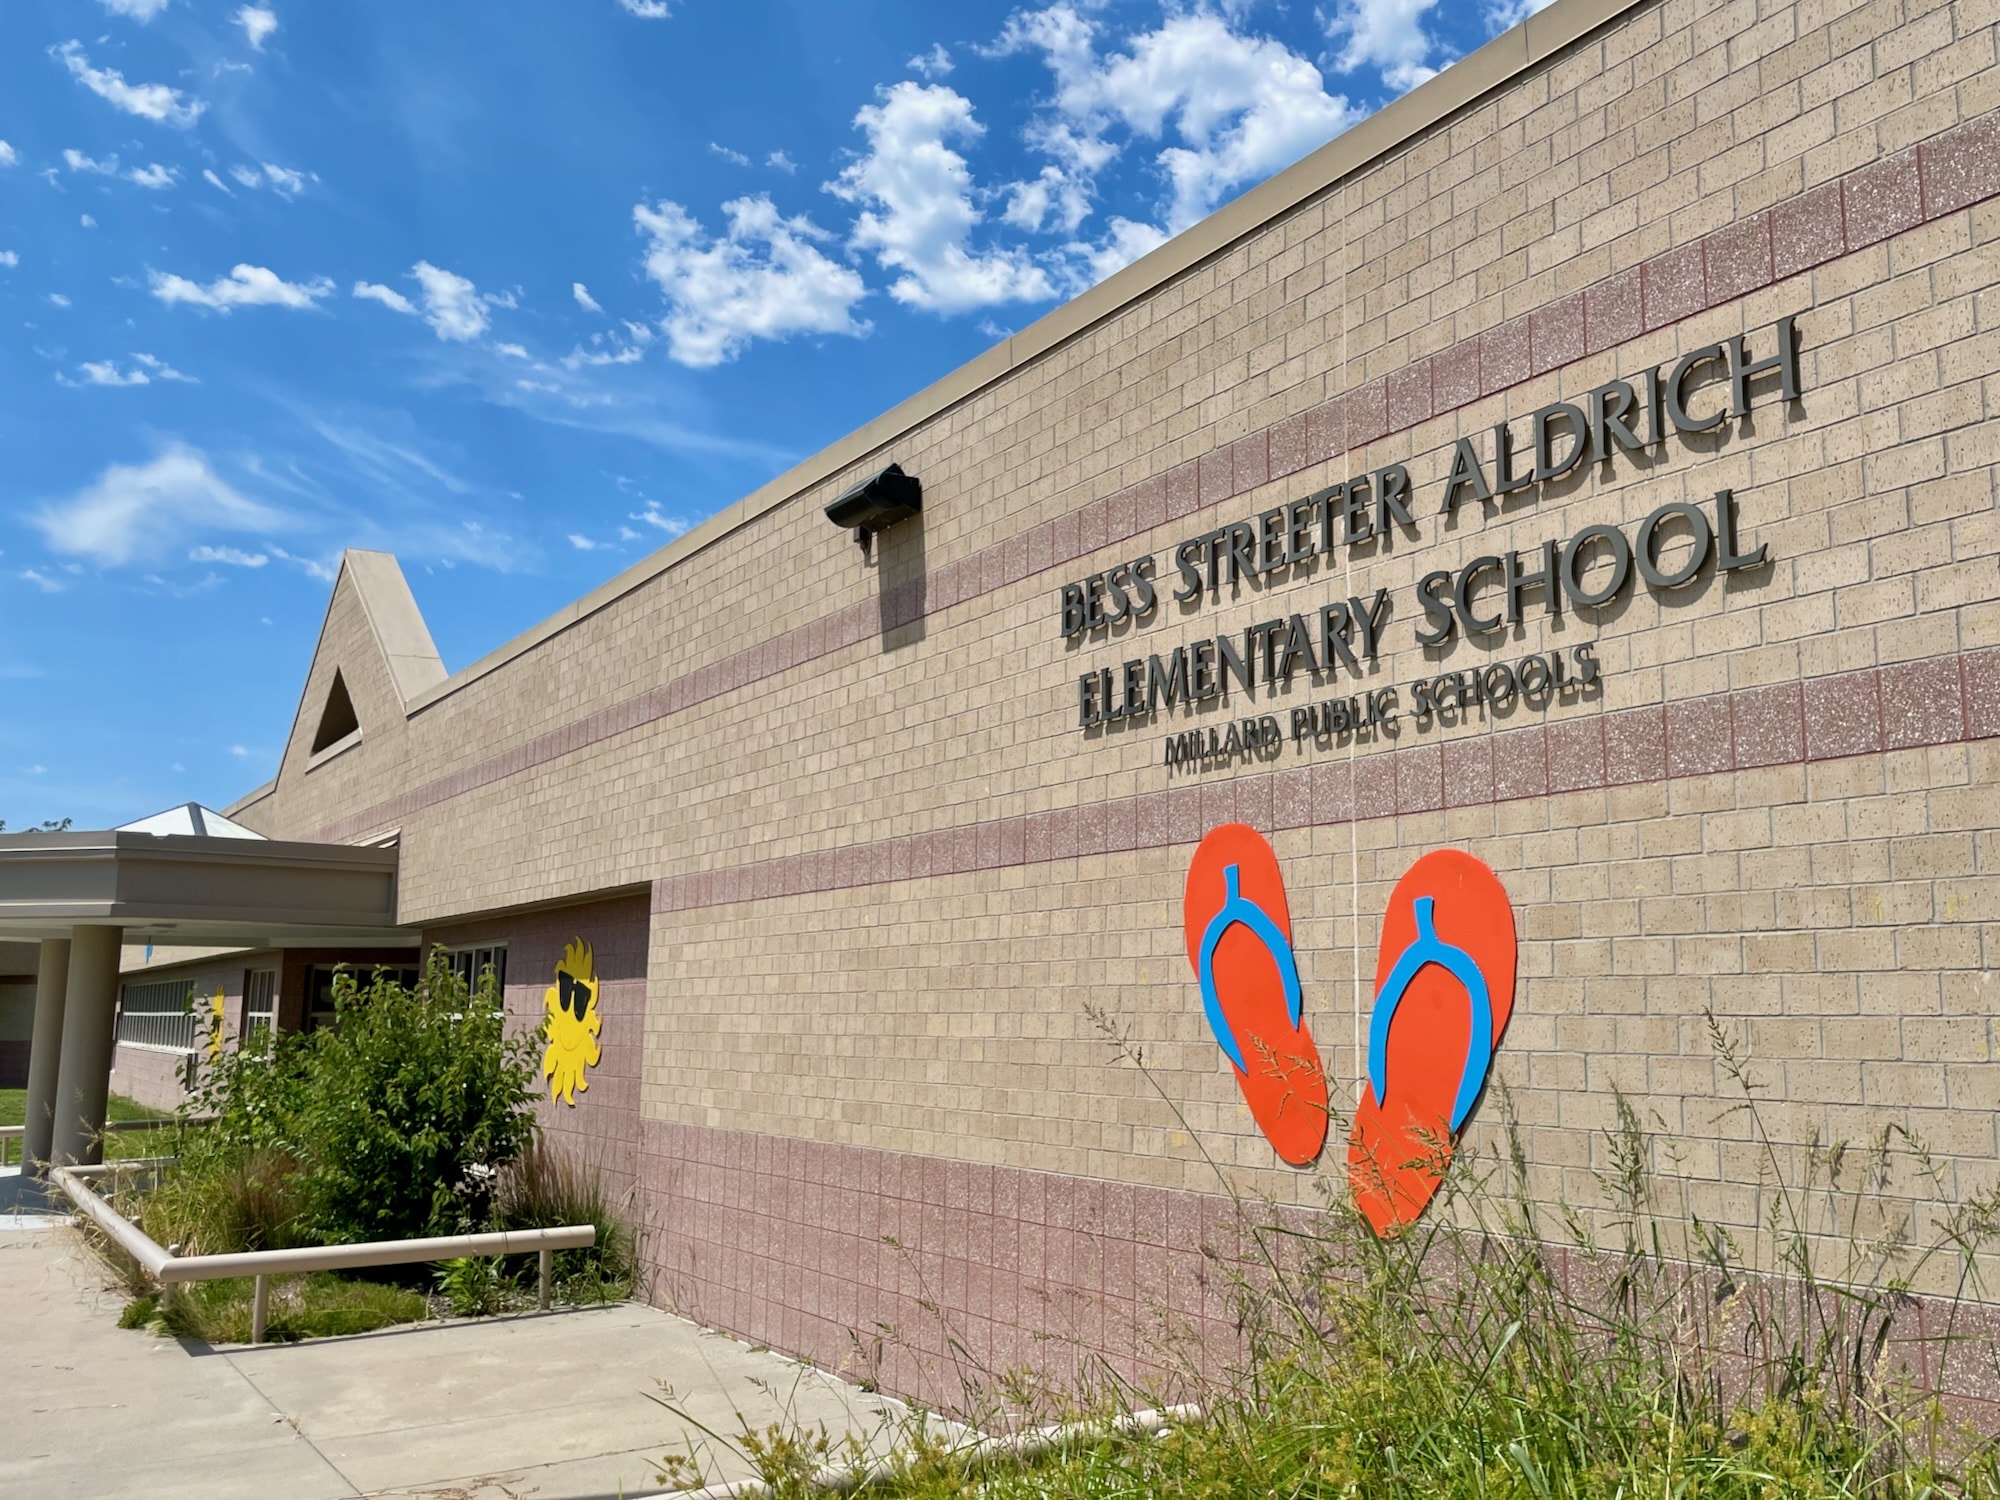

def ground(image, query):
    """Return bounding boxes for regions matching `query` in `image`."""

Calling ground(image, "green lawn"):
[0,1087,169,1164]
[0,1087,166,1127]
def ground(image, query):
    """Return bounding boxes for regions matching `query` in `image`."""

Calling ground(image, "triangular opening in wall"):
[311,669,360,753]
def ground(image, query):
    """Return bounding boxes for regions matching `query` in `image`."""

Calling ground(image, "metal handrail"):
[0,1115,200,1168]
[52,1162,596,1343]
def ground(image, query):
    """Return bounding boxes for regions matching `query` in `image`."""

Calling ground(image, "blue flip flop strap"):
[1366,896,1494,1133]
[1196,864,1304,1074]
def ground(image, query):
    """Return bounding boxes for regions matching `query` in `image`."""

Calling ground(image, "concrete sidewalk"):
[0,1220,905,1499]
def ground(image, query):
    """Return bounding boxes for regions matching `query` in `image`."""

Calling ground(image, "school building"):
[3,0,1997,1410]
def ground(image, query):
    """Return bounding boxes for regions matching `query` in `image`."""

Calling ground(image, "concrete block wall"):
[227,0,2000,1412]
[425,891,651,1214]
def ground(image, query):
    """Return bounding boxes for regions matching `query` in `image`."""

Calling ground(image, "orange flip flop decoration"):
[1348,850,1516,1236]
[1183,824,1329,1166]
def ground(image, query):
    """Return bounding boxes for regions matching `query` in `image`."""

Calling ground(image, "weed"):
[117,1294,156,1329]
[435,1255,507,1318]
[649,1007,2000,1498]
[151,1274,427,1344]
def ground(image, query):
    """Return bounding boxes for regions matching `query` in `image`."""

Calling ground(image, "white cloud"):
[494,341,529,359]
[1323,0,1448,92]
[829,82,1054,313]
[572,281,602,313]
[151,264,333,311]
[0,251,17,268]
[352,280,416,314]
[222,160,309,194]
[995,4,1361,271]
[202,167,233,194]
[69,361,146,387]
[234,6,279,50]
[909,43,954,78]
[411,261,489,341]
[633,194,868,367]
[79,214,96,228]
[189,544,267,566]
[567,533,603,550]
[268,545,335,581]
[132,352,195,380]
[562,317,656,369]
[54,41,206,128]
[72,150,183,192]
[35,444,289,567]
[631,501,688,536]
[100,0,172,17]
[767,150,797,173]
[618,0,672,15]
[20,569,64,594]
[0,141,17,168]
[62,352,196,387]
[354,266,493,339]
[47,293,72,308]
[709,142,750,167]
[1482,0,1558,33]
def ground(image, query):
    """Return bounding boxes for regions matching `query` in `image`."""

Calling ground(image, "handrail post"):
[538,1248,552,1310]
[252,1274,270,1344]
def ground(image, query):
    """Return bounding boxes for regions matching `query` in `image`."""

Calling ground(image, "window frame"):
[116,978,198,1052]
[242,969,277,1036]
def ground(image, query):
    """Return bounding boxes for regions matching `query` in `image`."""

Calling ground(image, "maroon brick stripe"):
[322,112,2000,846]
[653,648,2000,914]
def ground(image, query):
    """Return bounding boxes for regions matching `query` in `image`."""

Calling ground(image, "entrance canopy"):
[0,826,417,948]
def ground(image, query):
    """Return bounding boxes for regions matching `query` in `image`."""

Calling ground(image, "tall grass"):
[492,1140,640,1302]
[655,1008,2000,1498]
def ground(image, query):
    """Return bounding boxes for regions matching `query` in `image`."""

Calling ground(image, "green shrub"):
[182,950,541,1246]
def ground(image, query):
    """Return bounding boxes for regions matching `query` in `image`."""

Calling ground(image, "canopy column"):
[20,937,71,1172]
[50,925,124,1168]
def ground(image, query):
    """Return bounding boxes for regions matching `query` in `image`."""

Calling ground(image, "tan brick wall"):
[233,0,2000,1310]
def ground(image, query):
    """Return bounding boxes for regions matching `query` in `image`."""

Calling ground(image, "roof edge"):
[416,0,1648,719]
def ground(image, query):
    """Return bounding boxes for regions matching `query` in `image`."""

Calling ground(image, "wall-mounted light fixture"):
[825,463,921,552]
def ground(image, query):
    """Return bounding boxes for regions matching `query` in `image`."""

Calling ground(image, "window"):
[117,979,197,1051]
[445,945,507,1003]
[243,970,277,1035]
[303,963,420,1032]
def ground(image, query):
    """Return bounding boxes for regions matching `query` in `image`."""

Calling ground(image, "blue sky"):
[0,0,1547,828]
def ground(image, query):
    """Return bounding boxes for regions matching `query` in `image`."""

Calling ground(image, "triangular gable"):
[272,550,445,786]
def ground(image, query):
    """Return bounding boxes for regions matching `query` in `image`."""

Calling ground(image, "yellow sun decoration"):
[542,939,601,1106]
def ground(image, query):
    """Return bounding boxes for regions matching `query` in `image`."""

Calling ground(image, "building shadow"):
[874,516,927,652]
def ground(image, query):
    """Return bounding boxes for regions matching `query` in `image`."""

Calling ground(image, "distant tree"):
[0,817,74,832]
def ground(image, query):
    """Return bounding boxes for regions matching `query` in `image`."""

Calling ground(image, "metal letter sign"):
[1348,850,1516,1236]
[1182,824,1329,1165]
